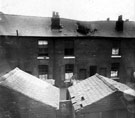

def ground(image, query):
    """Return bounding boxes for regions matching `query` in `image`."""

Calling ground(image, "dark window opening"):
[64,40,74,56]
[64,48,74,56]
[89,66,97,76]
[38,65,48,80]
[111,63,120,78]
[79,69,87,80]
[65,64,74,81]
[38,48,48,56]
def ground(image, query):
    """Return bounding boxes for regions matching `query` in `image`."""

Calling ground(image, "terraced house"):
[0,11,135,101]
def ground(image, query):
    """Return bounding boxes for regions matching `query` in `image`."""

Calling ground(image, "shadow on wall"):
[0,12,13,76]
[0,41,12,77]
[0,86,21,118]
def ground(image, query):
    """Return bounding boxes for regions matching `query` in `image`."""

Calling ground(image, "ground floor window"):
[38,65,48,80]
[111,63,120,78]
[65,64,74,82]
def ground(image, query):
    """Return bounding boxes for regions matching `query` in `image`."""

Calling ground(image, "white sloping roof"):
[68,74,135,111]
[0,68,60,109]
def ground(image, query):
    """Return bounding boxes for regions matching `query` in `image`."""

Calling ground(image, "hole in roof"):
[80,104,83,107]
[81,96,85,101]
[71,96,75,99]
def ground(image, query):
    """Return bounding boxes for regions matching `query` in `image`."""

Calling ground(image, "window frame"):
[64,40,75,57]
[111,63,120,79]
[111,40,121,58]
[65,64,74,81]
[38,40,49,59]
[38,65,49,80]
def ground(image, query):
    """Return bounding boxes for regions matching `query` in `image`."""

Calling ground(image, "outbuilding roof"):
[0,13,135,38]
[0,67,60,109]
[68,74,135,111]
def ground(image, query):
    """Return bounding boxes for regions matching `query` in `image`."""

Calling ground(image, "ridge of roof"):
[68,74,135,111]
[95,74,118,91]
[96,74,135,97]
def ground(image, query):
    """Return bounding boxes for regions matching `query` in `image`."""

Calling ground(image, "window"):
[38,40,48,45]
[111,63,120,78]
[38,40,49,58]
[112,48,119,55]
[111,40,121,58]
[79,69,87,80]
[89,66,97,76]
[64,40,74,57]
[38,65,48,80]
[65,64,74,81]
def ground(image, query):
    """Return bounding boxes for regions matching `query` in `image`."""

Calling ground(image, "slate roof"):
[68,74,135,111]
[0,68,60,109]
[0,12,135,38]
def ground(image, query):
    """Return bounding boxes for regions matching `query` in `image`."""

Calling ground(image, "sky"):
[0,0,135,21]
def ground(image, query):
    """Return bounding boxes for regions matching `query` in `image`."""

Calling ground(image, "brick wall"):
[0,36,135,89]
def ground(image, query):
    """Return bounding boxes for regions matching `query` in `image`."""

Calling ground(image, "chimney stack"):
[115,15,124,32]
[51,11,61,29]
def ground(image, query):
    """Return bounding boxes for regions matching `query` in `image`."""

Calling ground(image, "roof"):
[0,13,135,38]
[68,74,135,111]
[0,67,60,109]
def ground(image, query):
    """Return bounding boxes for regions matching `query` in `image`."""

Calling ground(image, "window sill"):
[111,55,121,58]
[64,56,75,59]
[37,56,49,60]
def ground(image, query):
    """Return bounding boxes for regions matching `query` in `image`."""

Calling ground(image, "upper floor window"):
[65,64,74,81]
[38,40,48,45]
[38,40,49,59]
[64,40,75,59]
[111,40,121,58]
[38,65,48,80]
[111,63,120,78]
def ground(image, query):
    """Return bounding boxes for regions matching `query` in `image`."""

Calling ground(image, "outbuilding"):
[68,74,135,118]
[0,68,60,118]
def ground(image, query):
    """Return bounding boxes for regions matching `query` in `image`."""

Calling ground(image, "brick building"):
[0,12,135,101]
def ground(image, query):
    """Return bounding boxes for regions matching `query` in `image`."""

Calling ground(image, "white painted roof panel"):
[0,68,60,109]
[68,74,135,111]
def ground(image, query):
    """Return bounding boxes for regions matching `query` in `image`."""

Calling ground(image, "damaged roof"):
[0,68,60,109]
[68,74,135,111]
[0,13,135,38]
